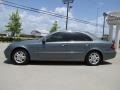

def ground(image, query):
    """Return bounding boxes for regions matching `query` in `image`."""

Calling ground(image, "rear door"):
[64,33,93,61]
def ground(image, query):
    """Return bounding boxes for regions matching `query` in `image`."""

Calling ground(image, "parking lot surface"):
[0,43,120,90]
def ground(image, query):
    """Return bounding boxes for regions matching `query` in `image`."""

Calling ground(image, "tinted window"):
[46,32,65,42]
[71,33,92,41]
[63,32,92,41]
[46,32,92,42]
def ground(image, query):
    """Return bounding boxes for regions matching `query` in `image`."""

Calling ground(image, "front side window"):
[46,32,65,42]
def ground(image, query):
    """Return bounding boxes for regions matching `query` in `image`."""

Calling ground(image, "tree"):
[50,21,58,33]
[6,10,22,37]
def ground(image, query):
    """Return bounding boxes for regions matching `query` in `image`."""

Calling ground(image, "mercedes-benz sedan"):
[4,31,116,66]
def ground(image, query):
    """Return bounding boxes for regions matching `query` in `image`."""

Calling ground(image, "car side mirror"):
[42,38,46,44]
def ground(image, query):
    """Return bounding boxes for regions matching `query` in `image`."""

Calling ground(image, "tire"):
[11,49,30,65]
[85,51,102,66]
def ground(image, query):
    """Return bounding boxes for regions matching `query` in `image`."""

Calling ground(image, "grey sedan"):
[4,31,116,66]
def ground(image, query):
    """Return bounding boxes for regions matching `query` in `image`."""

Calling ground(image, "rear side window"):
[64,32,93,41]
[71,33,93,41]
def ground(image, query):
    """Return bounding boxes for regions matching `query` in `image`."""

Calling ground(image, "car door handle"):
[61,44,67,47]
[85,44,89,46]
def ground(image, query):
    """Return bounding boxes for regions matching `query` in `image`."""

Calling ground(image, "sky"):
[0,0,120,36]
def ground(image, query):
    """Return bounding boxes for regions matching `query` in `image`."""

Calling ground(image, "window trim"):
[46,32,93,42]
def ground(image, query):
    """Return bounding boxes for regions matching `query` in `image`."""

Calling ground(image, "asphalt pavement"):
[0,42,120,90]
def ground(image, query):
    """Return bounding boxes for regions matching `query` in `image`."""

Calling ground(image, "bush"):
[0,37,22,42]
[20,34,42,38]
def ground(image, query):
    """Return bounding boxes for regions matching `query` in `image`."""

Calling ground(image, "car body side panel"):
[26,41,116,61]
[4,44,30,60]
[63,41,92,61]
[28,42,69,61]
[4,41,116,62]
[28,41,93,61]
[88,41,116,60]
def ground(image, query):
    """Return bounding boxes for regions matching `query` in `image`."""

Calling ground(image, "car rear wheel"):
[11,49,29,65]
[85,51,102,66]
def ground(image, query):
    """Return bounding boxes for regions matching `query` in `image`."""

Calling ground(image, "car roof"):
[53,30,91,34]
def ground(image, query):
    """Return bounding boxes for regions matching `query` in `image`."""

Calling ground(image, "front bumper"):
[4,45,12,60]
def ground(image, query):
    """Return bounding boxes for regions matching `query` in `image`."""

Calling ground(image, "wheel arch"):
[11,47,30,60]
[85,49,103,61]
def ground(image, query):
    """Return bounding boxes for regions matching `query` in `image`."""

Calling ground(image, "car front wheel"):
[11,49,29,65]
[85,51,102,66]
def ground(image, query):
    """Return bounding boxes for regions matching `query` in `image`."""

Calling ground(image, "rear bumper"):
[103,50,116,60]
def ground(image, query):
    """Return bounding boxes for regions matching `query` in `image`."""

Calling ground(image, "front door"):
[31,32,68,60]
[37,42,67,60]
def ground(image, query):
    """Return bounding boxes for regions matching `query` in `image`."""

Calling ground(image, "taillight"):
[111,41,115,49]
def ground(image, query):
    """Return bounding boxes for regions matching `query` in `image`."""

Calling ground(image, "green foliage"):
[0,36,40,42]
[6,10,22,37]
[0,37,22,42]
[50,21,58,33]
[20,34,42,38]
